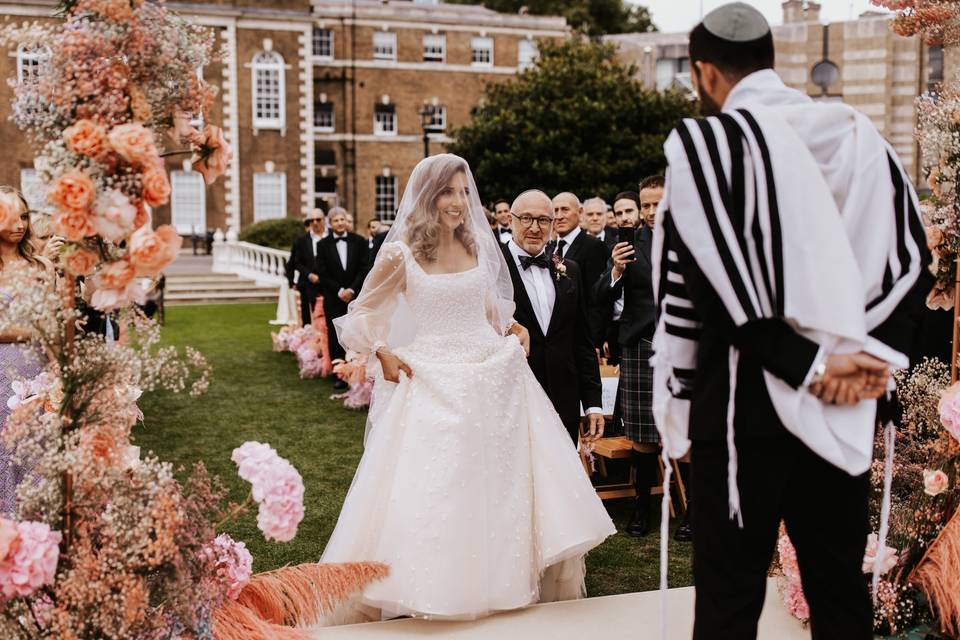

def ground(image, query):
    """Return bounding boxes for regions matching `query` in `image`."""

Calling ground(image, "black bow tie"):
[335,236,347,243]
[500,227,512,234]
[519,253,550,271]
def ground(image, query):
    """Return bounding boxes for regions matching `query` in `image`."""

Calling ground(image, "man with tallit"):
[651,4,928,639]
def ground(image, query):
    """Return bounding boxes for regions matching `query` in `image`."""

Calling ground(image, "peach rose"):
[133,203,151,231]
[63,119,108,158]
[107,123,158,166]
[92,189,137,243]
[96,259,135,290]
[923,469,949,496]
[0,519,17,561]
[192,125,232,185]
[927,225,943,250]
[128,224,182,276]
[63,248,100,277]
[90,259,144,311]
[48,170,95,213]
[141,166,170,208]
[53,209,95,242]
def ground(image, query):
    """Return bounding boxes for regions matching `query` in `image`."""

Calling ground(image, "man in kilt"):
[595,180,668,538]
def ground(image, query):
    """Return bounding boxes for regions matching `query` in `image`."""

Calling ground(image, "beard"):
[693,67,722,117]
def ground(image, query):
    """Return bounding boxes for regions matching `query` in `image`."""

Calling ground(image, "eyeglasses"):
[511,213,554,229]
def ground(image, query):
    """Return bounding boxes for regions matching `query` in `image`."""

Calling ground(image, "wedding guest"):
[638,175,664,228]
[595,190,658,537]
[287,209,326,326]
[654,5,927,638]
[582,197,617,253]
[483,206,496,230]
[501,190,603,444]
[316,207,369,388]
[0,187,54,517]
[605,207,616,228]
[345,212,355,233]
[550,192,607,346]
[493,198,512,244]
[367,218,381,239]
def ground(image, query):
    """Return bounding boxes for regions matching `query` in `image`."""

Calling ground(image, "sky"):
[635,0,890,34]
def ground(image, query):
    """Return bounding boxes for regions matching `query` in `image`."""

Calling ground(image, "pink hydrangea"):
[231,442,305,542]
[939,382,960,442]
[777,531,800,580]
[782,580,810,621]
[0,521,62,601]
[204,534,252,600]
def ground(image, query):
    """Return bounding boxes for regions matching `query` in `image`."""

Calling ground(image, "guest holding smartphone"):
[595,179,663,538]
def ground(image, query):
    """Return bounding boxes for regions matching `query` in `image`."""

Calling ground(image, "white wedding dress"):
[319,240,616,622]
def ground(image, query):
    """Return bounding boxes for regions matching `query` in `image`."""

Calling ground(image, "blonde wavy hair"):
[0,185,38,269]
[403,156,477,264]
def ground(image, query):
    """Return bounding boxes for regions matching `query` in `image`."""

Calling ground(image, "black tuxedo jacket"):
[595,225,656,347]
[597,226,619,254]
[548,231,607,345]
[369,230,389,262]
[315,232,370,317]
[289,232,322,296]
[501,243,602,441]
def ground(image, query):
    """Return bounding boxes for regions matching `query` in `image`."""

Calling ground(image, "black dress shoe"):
[626,497,649,537]
[673,520,693,542]
[333,378,349,391]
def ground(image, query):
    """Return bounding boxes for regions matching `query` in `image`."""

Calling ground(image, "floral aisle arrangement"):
[774,360,960,636]
[331,354,373,410]
[270,324,333,379]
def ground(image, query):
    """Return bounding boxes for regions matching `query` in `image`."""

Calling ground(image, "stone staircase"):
[164,273,280,305]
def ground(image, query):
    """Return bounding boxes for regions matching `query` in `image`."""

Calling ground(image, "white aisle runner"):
[309,578,808,640]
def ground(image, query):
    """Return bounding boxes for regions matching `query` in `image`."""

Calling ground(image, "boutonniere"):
[551,254,568,281]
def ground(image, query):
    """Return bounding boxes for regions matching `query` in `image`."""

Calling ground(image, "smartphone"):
[618,226,637,261]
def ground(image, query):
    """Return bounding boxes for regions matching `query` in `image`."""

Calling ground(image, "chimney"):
[782,0,821,24]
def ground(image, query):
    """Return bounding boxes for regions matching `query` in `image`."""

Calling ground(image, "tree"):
[446,0,656,37]
[447,38,696,205]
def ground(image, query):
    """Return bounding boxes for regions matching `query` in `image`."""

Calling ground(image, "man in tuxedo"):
[582,196,618,253]
[492,198,512,244]
[287,209,326,326]
[316,207,370,388]
[501,189,603,444]
[550,192,608,346]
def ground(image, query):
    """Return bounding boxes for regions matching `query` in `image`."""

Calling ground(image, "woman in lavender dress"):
[0,187,54,517]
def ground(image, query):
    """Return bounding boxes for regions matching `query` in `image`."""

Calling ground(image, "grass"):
[135,303,693,597]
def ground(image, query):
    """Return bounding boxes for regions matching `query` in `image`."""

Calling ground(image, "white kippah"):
[702,2,770,42]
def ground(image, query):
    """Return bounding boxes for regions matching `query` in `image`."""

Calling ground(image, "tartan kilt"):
[617,339,657,444]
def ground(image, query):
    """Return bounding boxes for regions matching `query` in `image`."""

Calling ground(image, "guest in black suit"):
[492,198,512,244]
[287,209,326,326]
[582,196,618,254]
[500,190,603,444]
[595,185,662,538]
[550,192,608,347]
[316,207,370,387]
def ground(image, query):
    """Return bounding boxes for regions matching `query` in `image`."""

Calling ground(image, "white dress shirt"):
[332,233,353,296]
[508,240,600,416]
[497,226,513,244]
[554,225,582,258]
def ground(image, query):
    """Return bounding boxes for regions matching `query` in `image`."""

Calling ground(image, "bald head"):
[510,190,554,256]
[552,192,582,236]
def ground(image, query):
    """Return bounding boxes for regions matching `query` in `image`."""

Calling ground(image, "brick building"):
[606,0,945,186]
[0,0,565,236]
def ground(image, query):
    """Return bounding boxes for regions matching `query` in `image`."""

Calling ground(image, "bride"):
[320,154,615,622]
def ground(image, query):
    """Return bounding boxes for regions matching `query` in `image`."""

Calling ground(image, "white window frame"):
[314,101,335,132]
[190,67,205,128]
[425,104,446,131]
[170,170,206,235]
[19,168,45,211]
[373,31,397,62]
[518,39,537,70]
[471,37,494,67]
[313,27,334,59]
[253,172,287,221]
[373,103,397,136]
[423,33,446,63]
[375,176,398,221]
[16,43,49,84]
[252,51,285,130]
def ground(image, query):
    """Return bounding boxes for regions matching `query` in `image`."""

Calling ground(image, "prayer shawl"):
[651,70,926,512]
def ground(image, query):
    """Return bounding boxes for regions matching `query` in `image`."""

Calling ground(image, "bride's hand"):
[507,322,530,357]
[377,348,412,383]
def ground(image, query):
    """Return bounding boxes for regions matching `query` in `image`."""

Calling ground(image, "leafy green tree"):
[447,38,696,205]
[446,0,655,37]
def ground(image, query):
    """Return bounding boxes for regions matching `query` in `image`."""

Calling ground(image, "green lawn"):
[135,303,693,597]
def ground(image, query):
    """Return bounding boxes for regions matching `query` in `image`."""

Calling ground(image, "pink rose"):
[862,532,898,575]
[63,119,108,158]
[107,123,158,166]
[93,189,137,243]
[49,169,95,213]
[926,225,944,250]
[0,519,17,562]
[0,521,61,601]
[923,469,950,496]
[128,224,182,276]
[63,248,100,277]
[939,382,960,442]
[192,125,232,185]
[142,166,171,208]
[53,208,95,242]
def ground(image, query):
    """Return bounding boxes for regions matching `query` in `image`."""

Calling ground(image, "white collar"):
[558,225,581,245]
[723,69,811,112]
[309,230,322,240]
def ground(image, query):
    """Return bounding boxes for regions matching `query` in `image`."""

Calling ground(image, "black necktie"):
[520,253,550,271]
[555,239,567,258]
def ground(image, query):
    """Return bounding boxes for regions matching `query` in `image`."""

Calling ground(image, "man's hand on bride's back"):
[506,322,530,356]
[377,348,412,383]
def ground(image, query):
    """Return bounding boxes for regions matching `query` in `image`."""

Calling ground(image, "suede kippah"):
[702,2,770,42]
